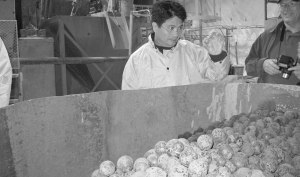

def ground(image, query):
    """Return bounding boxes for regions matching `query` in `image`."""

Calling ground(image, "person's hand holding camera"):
[263,59,281,75]
[288,63,300,79]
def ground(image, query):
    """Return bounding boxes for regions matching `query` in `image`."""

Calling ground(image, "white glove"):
[203,31,225,55]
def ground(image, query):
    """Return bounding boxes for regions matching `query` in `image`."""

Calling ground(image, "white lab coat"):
[122,35,230,90]
[0,38,12,108]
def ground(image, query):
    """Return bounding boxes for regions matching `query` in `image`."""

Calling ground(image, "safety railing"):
[17,56,129,65]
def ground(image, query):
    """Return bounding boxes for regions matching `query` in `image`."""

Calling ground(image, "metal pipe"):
[129,12,133,55]
[44,0,50,19]
[265,0,268,20]
[235,41,239,65]
[18,57,129,65]
[48,0,52,18]
[186,25,264,31]
[226,29,230,62]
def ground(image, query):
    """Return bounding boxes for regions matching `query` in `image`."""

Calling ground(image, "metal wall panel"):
[19,37,56,101]
[0,0,15,20]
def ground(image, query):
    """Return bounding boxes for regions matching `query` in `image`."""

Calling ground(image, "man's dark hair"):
[151,0,187,27]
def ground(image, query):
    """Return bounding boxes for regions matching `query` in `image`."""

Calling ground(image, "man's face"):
[279,0,300,24]
[152,16,184,47]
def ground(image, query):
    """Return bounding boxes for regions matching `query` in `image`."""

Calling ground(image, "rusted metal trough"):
[1,83,300,177]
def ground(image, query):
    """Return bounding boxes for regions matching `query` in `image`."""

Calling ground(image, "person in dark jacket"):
[245,0,300,85]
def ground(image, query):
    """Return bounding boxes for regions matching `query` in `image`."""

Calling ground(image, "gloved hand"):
[203,31,225,55]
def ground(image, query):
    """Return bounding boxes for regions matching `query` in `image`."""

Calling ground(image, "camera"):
[277,55,298,79]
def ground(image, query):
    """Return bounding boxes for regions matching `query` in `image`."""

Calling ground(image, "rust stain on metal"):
[206,86,225,122]
[266,84,300,97]
[224,84,239,120]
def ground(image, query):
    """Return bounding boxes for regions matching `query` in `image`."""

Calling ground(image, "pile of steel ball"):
[91,107,300,177]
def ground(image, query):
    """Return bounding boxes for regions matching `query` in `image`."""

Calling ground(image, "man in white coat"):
[122,0,229,90]
[0,37,12,108]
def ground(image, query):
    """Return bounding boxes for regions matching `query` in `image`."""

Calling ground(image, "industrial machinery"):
[70,0,83,16]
